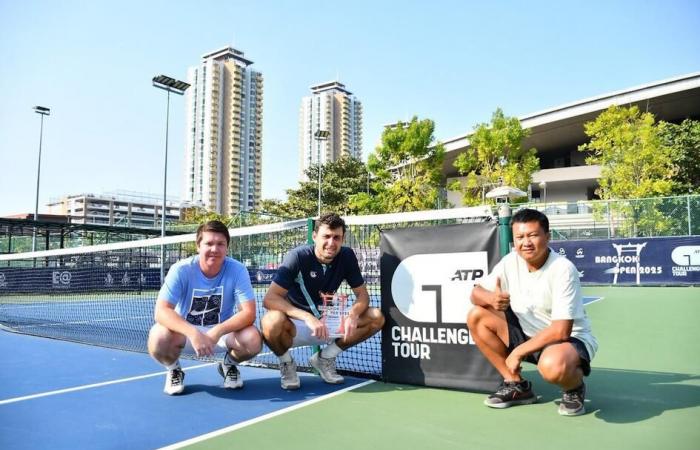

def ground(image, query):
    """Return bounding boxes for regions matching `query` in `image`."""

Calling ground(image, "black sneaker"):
[559,382,586,416]
[484,380,537,408]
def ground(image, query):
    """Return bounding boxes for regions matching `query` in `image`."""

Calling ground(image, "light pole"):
[314,129,330,217]
[32,106,50,252]
[152,75,190,283]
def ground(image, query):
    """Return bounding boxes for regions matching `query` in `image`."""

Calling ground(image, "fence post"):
[498,204,512,258]
[688,195,692,236]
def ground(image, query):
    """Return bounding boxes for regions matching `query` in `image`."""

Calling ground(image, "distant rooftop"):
[201,46,254,66]
[310,80,353,95]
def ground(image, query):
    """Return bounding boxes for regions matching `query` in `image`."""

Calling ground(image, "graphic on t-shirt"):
[186,287,223,326]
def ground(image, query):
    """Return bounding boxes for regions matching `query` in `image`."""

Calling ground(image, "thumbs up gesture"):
[491,277,510,311]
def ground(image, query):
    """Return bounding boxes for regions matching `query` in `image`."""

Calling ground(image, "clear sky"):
[1,0,698,216]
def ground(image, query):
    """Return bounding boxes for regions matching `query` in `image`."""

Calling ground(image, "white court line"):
[584,296,605,306]
[158,379,376,450]
[19,316,151,328]
[0,362,215,405]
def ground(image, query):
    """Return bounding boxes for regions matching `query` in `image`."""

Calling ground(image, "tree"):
[579,105,679,237]
[658,118,700,194]
[579,105,677,199]
[358,116,445,213]
[259,156,371,218]
[451,108,539,206]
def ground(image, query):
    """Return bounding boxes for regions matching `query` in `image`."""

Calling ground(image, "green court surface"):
[182,286,700,450]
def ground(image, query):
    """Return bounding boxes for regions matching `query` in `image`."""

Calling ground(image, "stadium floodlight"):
[32,105,51,252]
[152,75,190,284]
[314,129,330,217]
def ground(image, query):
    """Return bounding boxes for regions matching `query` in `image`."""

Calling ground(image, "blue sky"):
[1,0,698,216]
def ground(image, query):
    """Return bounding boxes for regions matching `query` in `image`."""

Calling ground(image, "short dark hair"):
[511,208,549,233]
[314,212,346,235]
[196,220,230,246]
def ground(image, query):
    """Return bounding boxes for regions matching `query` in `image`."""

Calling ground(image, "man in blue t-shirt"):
[262,213,385,390]
[148,220,262,395]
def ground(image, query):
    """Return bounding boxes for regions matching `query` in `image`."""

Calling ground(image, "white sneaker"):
[218,362,243,389]
[309,352,344,384]
[164,367,185,395]
[280,360,300,390]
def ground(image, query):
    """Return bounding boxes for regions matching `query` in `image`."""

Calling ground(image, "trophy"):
[320,292,348,338]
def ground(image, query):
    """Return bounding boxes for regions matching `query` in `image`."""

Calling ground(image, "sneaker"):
[164,367,185,395]
[559,382,586,416]
[218,362,243,389]
[279,360,301,390]
[484,380,537,408]
[309,352,344,384]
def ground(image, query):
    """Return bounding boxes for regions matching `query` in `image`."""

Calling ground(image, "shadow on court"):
[525,367,700,423]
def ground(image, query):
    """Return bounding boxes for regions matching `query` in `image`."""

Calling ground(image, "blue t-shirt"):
[272,244,365,316]
[158,256,255,326]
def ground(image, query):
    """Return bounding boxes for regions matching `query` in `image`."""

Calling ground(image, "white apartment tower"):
[299,81,362,180]
[184,47,263,215]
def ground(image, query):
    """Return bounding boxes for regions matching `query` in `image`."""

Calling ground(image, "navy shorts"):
[505,308,591,376]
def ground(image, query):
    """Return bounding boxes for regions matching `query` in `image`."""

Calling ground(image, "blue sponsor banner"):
[551,236,700,285]
[0,267,162,294]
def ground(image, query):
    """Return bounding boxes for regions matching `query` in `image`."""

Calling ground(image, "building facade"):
[443,72,700,207]
[46,192,186,228]
[184,47,263,215]
[299,81,362,180]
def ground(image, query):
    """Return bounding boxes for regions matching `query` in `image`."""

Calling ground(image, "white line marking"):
[584,296,604,306]
[157,379,376,450]
[0,363,215,405]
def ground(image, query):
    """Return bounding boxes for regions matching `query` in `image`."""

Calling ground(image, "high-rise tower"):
[184,47,263,214]
[299,81,362,180]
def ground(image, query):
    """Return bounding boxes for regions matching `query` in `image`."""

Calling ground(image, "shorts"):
[290,318,334,347]
[182,325,230,353]
[505,308,591,376]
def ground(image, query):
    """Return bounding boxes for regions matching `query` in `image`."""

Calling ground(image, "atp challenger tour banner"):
[551,236,700,285]
[380,222,501,392]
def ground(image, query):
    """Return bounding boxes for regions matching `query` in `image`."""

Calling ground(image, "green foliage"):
[658,118,700,194]
[579,105,677,199]
[258,155,372,218]
[452,108,538,205]
[363,116,445,212]
[579,105,682,237]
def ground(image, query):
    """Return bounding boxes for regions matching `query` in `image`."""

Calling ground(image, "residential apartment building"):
[299,81,362,180]
[46,191,186,228]
[184,46,263,215]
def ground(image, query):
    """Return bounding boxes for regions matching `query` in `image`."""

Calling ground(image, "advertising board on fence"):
[551,236,700,285]
[380,221,501,392]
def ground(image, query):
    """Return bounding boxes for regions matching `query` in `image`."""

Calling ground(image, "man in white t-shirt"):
[468,208,597,416]
[148,220,262,395]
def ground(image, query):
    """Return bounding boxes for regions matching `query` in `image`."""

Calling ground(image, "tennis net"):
[0,207,493,378]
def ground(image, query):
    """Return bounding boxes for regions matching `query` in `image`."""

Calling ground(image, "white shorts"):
[291,318,334,347]
[183,325,230,353]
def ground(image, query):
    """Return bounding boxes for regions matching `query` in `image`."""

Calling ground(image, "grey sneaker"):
[280,360,300,390]
[559,382,586,416]
[484,380,536,408]
[218,362,243,389]
[309,352,344,384]
[164,367,185,395]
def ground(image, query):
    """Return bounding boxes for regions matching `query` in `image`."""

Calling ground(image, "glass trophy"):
[320,293,348,338]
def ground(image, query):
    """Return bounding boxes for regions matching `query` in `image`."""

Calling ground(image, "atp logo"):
[391,252,488,324]
[0,272,6,288]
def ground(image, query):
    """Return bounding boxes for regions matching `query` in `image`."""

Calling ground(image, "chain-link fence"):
[523,194,699,240]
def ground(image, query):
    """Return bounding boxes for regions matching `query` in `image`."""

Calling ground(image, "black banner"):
[380,222,501,392]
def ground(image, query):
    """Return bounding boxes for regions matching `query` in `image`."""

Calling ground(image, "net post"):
[498,204,512,258]
[306,217,322,363]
